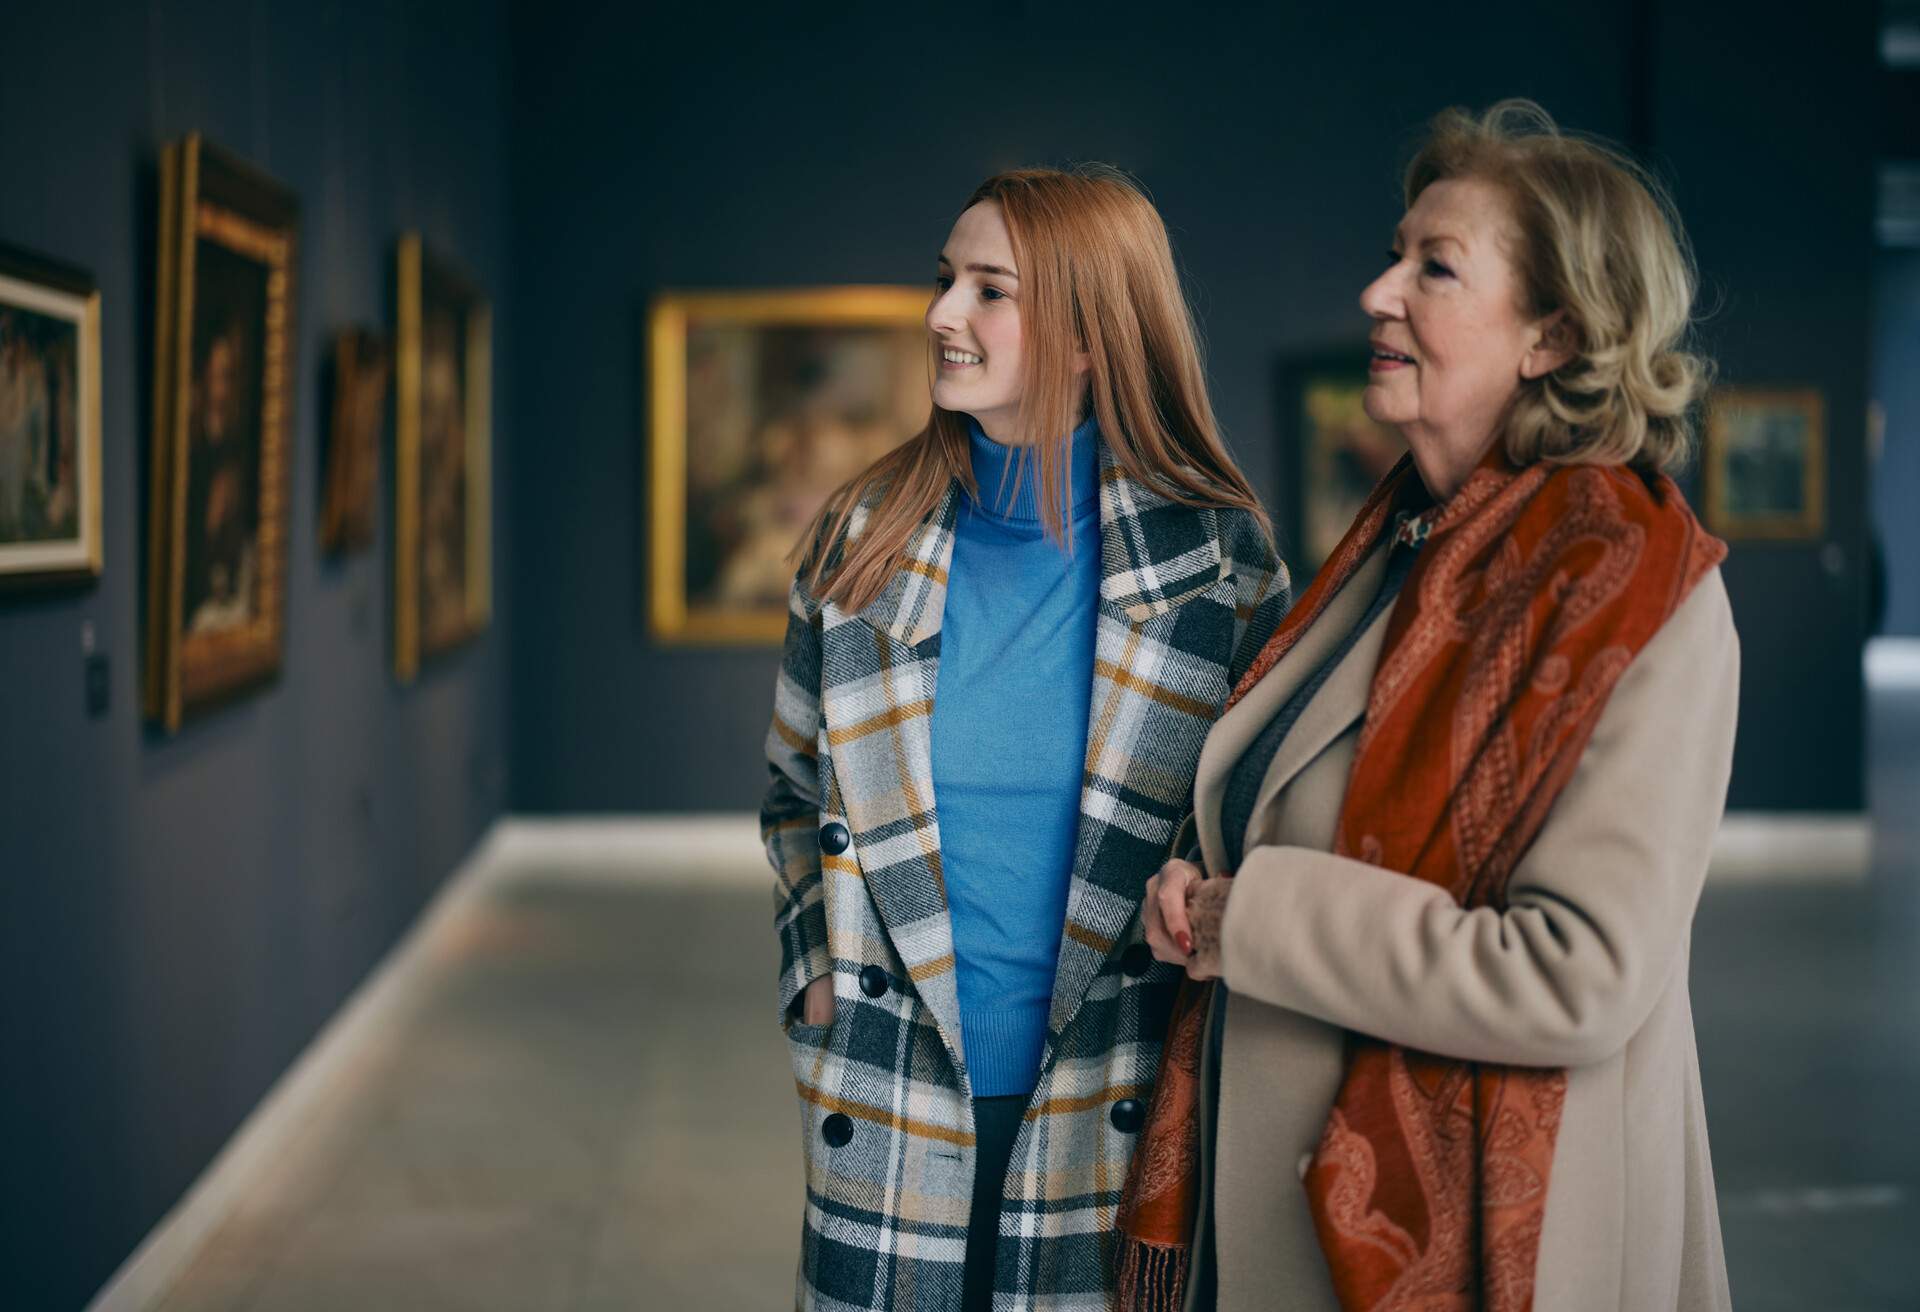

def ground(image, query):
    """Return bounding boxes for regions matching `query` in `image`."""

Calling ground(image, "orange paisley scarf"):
[1115,449,1725,1312]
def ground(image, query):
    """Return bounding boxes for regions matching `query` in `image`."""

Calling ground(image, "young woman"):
[760,165,1291,1311]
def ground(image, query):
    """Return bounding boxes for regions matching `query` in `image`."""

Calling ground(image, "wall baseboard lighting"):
[1867,637,1920,690]
[1710,812,1873,883]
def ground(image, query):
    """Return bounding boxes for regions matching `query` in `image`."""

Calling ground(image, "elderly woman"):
[1117,102,1738,1312]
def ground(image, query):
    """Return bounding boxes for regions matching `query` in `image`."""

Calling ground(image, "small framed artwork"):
[0,242,102,584]
[1276,352,1408,575]
[393,234,490,682]
[320,327,389,555]
[1703,388,1825,540]
[145,135,297,730]
[647,286,929,643]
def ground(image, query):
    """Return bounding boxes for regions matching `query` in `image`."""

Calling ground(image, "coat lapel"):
[818,486,968,1070]
[1254,595,1393,812]
[1192,540,1389,875]
[847,484,959,649]
[1042,448,1243,1052]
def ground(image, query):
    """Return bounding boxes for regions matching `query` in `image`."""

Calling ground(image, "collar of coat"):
[847,438,1226,647]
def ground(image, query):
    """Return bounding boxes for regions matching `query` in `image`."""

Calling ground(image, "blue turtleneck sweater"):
[930,416,1103,1097]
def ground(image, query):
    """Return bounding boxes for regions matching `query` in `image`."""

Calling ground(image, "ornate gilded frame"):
[1703,387,1826,541]
[144,135,297,731]
[0,242,102,584]
[393,234,491,682]
[646,286,929,643]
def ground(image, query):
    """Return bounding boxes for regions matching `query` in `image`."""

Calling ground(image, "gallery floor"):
[101,646,1920,1312]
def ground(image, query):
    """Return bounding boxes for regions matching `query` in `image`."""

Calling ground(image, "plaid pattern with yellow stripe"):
[763,442,1289,1310]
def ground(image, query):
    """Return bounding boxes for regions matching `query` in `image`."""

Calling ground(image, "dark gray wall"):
[507,2,1878,814]
[1874,249,1920,636]
[0,3,512,1306]
[1648,0,1877,808]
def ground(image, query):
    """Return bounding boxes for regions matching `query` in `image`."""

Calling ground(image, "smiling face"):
[927,201,1028,442]
[1360,176,1568,500]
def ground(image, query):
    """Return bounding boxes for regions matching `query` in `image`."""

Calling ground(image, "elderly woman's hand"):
[1184,878,1230,981]
[1143,859,1201,964]
[1142,859,1231,981]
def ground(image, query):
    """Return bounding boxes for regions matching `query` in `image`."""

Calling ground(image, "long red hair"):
[799,165,1269,609]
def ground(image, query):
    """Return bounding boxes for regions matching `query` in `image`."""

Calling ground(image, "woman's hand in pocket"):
[801,975,835,1027]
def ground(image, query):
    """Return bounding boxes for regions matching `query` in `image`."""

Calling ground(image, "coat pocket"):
[784,1009,834,1094]
[784,1017,832,1046]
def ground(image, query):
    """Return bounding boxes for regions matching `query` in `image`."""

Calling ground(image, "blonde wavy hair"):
[1406,100,1711,472]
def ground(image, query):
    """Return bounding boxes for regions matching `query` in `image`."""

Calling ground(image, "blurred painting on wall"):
[393,234,490,681]
[1277,354,1407,575]
[145,136,296,731]
[320,327,389,555]
[0,242,101,583]
[1704,387,1825,540]
[647,287,930,642]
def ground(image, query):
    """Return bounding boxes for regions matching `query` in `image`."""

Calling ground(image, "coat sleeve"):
[762,566,831,1026]
[1223,509,1292,687]
[1218,569,1739,1069]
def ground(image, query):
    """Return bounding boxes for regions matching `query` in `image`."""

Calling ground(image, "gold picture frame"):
[1703,387,1825,541]
[145,135,297,731]
[647,286,929,643]
[0,242,102,584]
[393,234,490,682]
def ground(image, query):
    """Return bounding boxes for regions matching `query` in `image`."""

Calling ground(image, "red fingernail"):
[1177,932,1193,955]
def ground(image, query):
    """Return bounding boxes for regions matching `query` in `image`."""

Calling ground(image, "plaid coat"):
[762,443,1290,1311]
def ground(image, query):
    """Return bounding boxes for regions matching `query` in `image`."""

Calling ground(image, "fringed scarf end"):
[1114,1237,1190,1312]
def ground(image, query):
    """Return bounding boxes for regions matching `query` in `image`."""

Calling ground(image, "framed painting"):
[647,286,929,643]
[394,234,490,681]
[145,135,297,731]
[1276,352,1407,576]
[0,241,102,584]
[1703,387,1825,540]
[320,327,388,555]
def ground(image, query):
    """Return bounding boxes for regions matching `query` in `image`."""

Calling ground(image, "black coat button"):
[818,822,851,855]
[822,1112,854,1147]
[859,965,889,998]
[1110,1098,1145,1133]
[1120,944,1153,977]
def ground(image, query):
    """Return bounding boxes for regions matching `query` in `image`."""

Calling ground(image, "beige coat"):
[1184,538,1739,1312]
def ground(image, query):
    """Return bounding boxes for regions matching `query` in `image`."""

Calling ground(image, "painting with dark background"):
[417,279,473,645]
[1705,387,1827,540]
[0,301,83,549]
[0,243,99,581]
[320,327,388,554]
[181,236,269,635]
[394,235,490,679]
[145,135,296,730]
